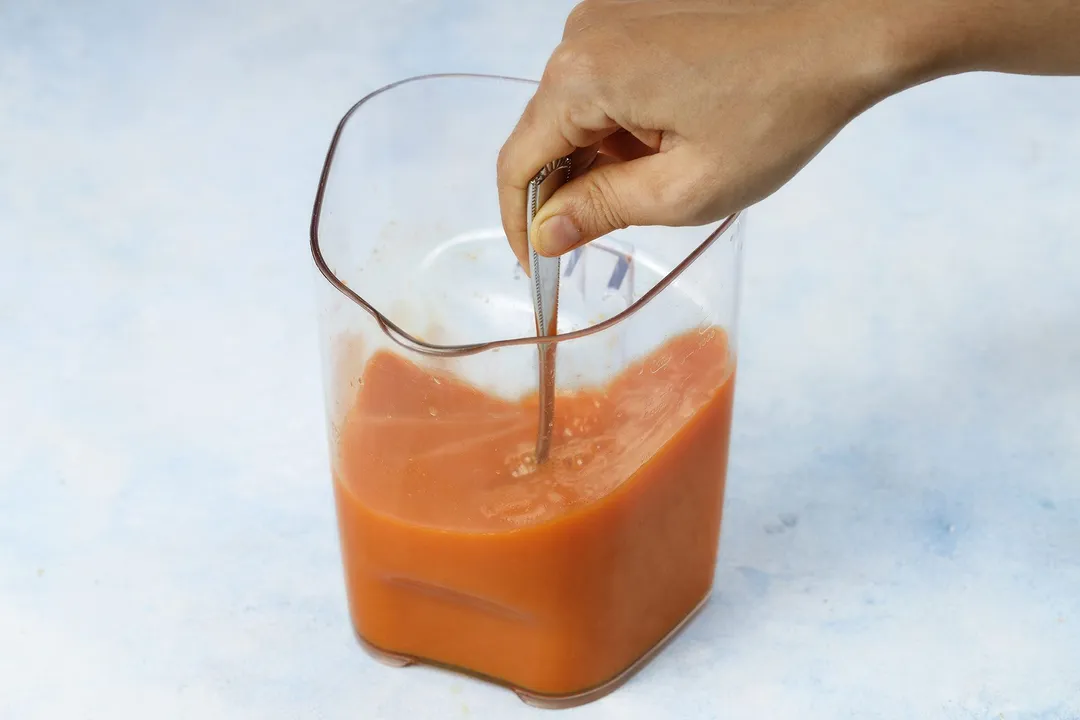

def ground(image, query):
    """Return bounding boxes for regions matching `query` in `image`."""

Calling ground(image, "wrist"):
[853,0,1041,89]
[823,0,975,109]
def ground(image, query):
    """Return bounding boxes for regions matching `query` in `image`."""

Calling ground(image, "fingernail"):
[535,215,581,256]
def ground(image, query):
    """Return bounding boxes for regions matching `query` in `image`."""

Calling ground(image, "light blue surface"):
[2,2,1079,718]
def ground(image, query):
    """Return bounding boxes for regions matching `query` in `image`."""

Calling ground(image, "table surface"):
[2,1,1079,718]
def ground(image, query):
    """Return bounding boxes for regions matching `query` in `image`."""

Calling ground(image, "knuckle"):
[495,143,513,182]
[563,0,598,37]
[545,40,600,86]
[558,104,596,148]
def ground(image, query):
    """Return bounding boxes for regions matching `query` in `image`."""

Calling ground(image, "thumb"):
[531,152,695,256]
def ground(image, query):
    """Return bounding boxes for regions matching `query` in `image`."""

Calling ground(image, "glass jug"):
[310,73,745,708]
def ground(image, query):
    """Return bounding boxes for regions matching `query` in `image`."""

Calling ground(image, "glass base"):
[353,591,711,710]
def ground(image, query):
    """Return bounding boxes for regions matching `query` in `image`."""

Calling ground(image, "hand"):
[501,0,976,267]
[498,0,1080,265]
[497,0,911,266]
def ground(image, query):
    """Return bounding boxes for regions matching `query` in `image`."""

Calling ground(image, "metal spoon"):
[526,157,571,463]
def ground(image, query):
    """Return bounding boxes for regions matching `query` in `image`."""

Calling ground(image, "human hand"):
[496,0,926,265]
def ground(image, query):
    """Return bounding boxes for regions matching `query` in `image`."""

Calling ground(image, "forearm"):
[850,0,1080,100]
[935,0,1080,77]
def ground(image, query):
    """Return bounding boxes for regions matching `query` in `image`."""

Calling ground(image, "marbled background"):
[1,1,1078,718]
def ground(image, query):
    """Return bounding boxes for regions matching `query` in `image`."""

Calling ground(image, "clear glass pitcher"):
[310,73,745,708]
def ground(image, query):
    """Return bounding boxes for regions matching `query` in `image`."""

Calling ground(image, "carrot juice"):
[332,326,736,699]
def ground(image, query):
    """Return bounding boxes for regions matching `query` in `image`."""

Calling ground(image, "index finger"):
[496,83,616,268]
[497,89,575,270]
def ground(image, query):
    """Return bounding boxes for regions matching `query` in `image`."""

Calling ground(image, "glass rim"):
[309,72,742,358]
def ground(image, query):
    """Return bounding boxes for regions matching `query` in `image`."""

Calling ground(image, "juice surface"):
[334,327,736,697]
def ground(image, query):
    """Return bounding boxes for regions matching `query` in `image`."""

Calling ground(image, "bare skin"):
[497,0,1080,264]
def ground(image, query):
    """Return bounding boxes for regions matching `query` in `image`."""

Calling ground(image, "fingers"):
[497,92,574,270]
[496,49,619,268]
[530,149,707,256]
